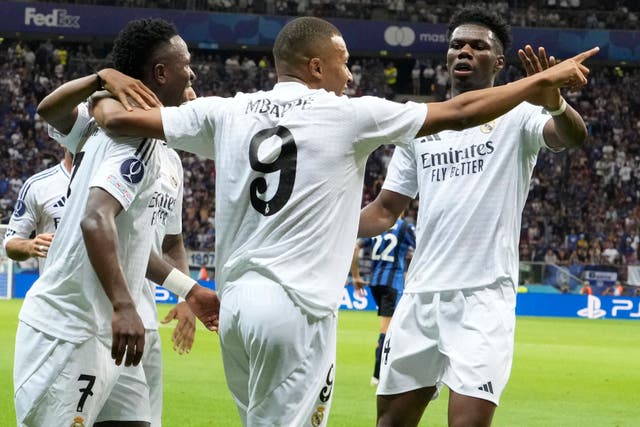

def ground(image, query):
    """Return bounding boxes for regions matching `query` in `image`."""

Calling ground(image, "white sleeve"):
[350,97,427,154]
[3,183,39,245]
[382,144,419,199]
[47,102,91,154]
[161,97,229,160]
[90,139,158,211]
[520,102,557,155]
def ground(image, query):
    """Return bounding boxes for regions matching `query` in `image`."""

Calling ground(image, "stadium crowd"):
[1,13,639,290]
[34,0,640,30]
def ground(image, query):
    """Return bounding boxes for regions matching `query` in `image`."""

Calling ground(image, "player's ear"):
[309,57,322,79]
[153,63,167,84]
[494,55,505,73]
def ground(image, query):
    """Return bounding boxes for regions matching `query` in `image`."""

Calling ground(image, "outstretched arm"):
[37,68,161,134]
[518,45,588,149]
[418,46,599,137]
[81,187,145,368]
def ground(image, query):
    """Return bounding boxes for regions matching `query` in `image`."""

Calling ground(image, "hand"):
[529,46,599,103]
[111,302,145,367]
[32,232,54,258]
[352,276,368,298]
[98,68,162,111]
[185,285,220,332]
[518,45,562,110]
[161,301,196,354]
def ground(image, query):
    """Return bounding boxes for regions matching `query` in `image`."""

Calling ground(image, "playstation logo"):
[577,295,606,319]
[384,26,415,47]
[120,158,145,184]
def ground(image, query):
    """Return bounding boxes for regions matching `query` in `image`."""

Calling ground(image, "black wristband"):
[96,72,105,90]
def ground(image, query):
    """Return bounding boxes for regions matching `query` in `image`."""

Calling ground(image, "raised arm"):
[38,68,161,134]
[359,190,412,238]
[518,45,588,149]
[93,98,165,140]
[418,46,599,137]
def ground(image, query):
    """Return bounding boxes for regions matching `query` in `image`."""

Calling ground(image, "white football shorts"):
[219,272,337,427]
[377,280,516,405]
[95,330,155,424]
[14,321,123,427]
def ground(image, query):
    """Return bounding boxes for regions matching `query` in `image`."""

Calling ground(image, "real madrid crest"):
[311,405,326,427]
[480,120,496,134]
[70,416,85,427]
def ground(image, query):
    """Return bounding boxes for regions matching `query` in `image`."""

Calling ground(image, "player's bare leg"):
[377,386,436,427]
[448,390,496,427]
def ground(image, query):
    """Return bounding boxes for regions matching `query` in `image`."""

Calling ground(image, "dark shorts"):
[370,286,399,317]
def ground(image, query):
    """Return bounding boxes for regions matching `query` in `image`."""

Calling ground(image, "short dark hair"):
[112,18,178,79]
[447,6,512,53]
[273,17,342,66]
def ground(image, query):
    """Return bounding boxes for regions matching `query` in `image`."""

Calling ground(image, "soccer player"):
[93,16,596,426]
[351,214,415,386]
[357,7,592,427]
[3,148,71,273]
[13,19,218,427]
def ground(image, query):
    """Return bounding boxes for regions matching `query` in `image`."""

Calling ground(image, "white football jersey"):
[3,162,70,273]
[138,146,184,330]
[161,82,426,317]
[46,101,172,331]
[19,127,165,344]
[383,102,552,292]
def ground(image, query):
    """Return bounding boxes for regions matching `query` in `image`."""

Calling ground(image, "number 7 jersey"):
[161,82,426,317]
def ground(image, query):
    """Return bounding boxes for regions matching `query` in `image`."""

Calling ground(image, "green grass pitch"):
[1,299,639,426]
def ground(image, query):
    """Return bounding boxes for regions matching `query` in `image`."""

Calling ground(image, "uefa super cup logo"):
[119,158,145,184]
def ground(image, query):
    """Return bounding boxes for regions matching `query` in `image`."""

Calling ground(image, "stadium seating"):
[1,1,639,293]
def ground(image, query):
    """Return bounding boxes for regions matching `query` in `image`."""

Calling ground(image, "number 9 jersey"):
[160,82,426,318]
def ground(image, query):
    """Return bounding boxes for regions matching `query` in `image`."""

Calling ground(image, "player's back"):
[162,82,425,316]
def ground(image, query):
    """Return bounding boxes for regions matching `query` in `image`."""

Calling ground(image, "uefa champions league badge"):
[120,158,145,184]
[480,120,496,133]
[70,416,85,427]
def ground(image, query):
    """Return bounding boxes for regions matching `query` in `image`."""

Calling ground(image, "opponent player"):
[351,214,415,386]
[94,16,597,426]
[3,149,71,272]
[14,19,217,427]
[358,7,592,427]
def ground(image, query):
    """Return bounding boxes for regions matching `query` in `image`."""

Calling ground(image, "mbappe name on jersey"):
[245,97,314,118]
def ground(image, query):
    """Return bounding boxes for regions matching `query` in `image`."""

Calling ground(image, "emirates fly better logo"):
[384,26,415,47]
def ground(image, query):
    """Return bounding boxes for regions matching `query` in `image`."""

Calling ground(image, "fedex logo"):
[24,7,80,28]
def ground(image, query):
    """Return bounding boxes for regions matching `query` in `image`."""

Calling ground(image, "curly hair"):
[447,6,512,53]
[111,18,178,79]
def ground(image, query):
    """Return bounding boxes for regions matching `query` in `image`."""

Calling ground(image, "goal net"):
[0,224,14,299]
